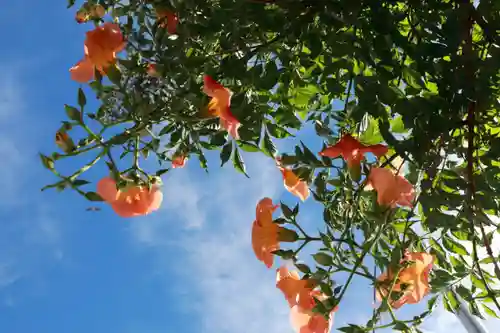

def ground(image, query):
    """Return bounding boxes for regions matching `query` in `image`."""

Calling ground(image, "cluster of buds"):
[75,3,106,23]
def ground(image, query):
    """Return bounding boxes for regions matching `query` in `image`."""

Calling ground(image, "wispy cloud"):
[0,65,64,300]
[131,152,293,333]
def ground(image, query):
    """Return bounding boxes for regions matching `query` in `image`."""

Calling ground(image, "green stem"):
[134,135,140,169]
[335,218,387,306]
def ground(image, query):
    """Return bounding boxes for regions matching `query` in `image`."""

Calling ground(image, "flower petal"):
[96,177,119,203]
[70,57,95,83]
[147,185,163,212]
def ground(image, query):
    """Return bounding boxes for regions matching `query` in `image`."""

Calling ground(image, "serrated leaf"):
[261,129,277,157]
[232,147,249,177]
[220,142,233,166]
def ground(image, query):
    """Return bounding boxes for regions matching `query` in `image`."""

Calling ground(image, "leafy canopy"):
[42,0,500,331]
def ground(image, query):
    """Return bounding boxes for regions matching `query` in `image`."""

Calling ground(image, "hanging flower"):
[376,252,434,309]
[366,167,415,208]
[96,177,163,218]
[319,133,388,168]
[276,267,312,307]
[70,23,125,83]
[276,267,337,333]
[252,198,298,268]
[276,158,309,201]
[203,75,241,139]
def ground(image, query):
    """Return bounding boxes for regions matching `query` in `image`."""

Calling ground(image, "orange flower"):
[70,57,96,83]
[172,155,187,168]
[70,23,125,83]
[85,22,125,68]
[203,75,241,139]
[319,133,388,168]
[376,252,434,309]
[276,159,309,201]
[156,8,178,34]
[276,267,336,333]
[290,298,334,333]
[252,198,280,268]
[276,267,311,307]
[366,167,415,208]
[251,198,298,268]
[96,177,163,218]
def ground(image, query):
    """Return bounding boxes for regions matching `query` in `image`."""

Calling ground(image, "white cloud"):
[422,306,467,333]
[0,70,22,121]
[0,66,64,297]
[130,152,293,333]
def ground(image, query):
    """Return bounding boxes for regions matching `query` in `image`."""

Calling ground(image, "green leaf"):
[84,192,104,202]
[444,290,459,312]
[390,115,406,134]
[402,67,425,89]
[313,252,334,266]
[281,202,294,219]
[272,249,295,260]
[471,274,488,292]
[232,147,249,177]
[393,322,409,331]
[442,235,469,255]
[77,88,86,108]
[41,181,64,192]
[106,65,122,85]
[261,129,277,157]
[359,117,383,145]
[156,168,169,176]
[72,179,90,187]
[337,325,365,333]
[39,154,55,170]
[482,304,500,318]
[300,141,321,164]
[65,105,82,122]
[295,263,311,274]
[220,142,233,166]
[237,141,260,153]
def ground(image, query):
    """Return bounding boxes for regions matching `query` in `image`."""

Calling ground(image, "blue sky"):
[0,1,498,333]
